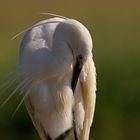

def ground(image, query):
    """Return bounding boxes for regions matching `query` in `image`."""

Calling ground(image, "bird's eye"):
[78,54,83,60]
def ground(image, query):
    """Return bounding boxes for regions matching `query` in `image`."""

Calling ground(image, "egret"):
[18,16,96,140]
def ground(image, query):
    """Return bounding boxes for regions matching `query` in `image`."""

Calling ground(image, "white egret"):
[18,16,96,140]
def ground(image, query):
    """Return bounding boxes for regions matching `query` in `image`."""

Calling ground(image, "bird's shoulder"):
[20,18,65,50]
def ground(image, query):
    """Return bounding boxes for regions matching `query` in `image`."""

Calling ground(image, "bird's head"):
[63,19,93,63]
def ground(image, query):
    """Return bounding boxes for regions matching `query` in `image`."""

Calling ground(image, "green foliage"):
[0,0,140,139]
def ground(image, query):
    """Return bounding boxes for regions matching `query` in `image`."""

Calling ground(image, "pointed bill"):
[71,55,84,93]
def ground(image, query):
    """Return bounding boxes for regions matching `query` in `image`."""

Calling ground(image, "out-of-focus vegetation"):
[0,0,140,140]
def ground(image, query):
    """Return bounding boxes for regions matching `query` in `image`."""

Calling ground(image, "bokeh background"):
[0,0,140,140]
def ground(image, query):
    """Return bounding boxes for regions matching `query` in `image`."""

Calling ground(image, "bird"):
[18,15,96,140]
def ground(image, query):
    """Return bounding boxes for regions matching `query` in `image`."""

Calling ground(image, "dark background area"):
[0,0,140,140]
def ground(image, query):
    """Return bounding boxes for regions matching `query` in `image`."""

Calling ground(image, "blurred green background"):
[0,0,140,140]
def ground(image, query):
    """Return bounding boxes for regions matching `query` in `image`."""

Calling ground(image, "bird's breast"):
[27,76,74,139]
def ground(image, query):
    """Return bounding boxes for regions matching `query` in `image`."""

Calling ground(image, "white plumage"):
[18,17,96,140]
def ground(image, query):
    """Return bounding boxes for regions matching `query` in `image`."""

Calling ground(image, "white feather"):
[19,17,96,140]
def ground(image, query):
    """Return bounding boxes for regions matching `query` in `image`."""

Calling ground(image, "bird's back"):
[18,17,67,81]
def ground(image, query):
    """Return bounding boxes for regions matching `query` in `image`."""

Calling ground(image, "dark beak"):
[71,55,83,93]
